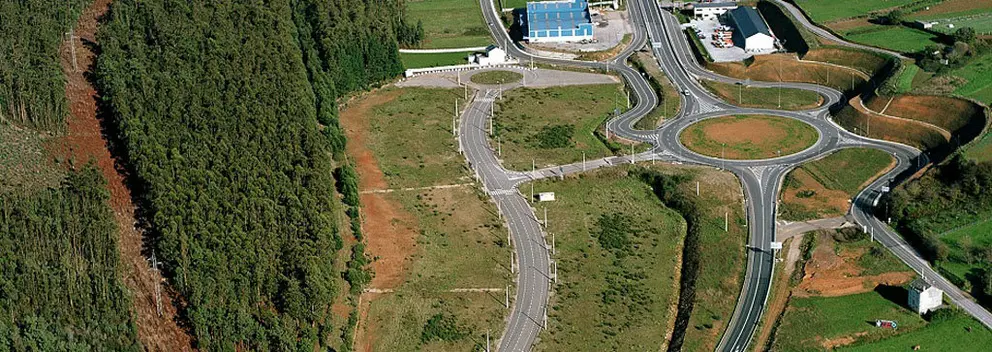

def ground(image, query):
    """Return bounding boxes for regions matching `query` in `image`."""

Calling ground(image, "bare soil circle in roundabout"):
[679,115,818,160]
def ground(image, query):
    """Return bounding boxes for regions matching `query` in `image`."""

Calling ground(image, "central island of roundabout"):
[678,114,820,160]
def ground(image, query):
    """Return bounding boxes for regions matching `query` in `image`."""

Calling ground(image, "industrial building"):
[725,6,775,52]
[908,278,944,315]
[522,0,595,43]
[693,2,737,20]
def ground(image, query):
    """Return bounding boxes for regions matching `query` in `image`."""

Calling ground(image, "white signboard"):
[770,242,783,250]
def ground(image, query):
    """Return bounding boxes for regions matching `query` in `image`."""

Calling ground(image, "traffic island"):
[679,114,818,160]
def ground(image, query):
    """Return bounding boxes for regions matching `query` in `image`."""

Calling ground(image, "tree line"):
[0,167,140,350]
[95,0,414,349]
[0,0,89,131]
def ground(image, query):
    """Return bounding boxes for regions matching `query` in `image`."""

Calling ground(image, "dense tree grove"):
[96,0,411,349]
[0,167,140,350]
[886,156,992,259]
[0,0,88,130]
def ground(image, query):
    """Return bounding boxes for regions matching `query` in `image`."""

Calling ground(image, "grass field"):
[362,87,470,188]
[532,164,746,351]
[531,167,685,351]
[842,26,940,53]
[350,86,511,351]
[0,124,65,194]
[794,0,917,22]
[366,186,511,351]
[965,131,992,162]
[500,0,527,10]
[772,289,926,350]
[400,51,474,69]
[894,64,919,93]
[680,115,819,160]
[494,84,622,170]
[646,165,748,352]
[700,80,823,111]
[632,52,681,130]
[949,54,992,104]
[407,0,491,48]
[780,148,894,221]
[470,70,522,84]
[841,312,992,351]
[909,0,992,21]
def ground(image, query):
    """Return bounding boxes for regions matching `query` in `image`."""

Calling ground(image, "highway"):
[463,0,992,351]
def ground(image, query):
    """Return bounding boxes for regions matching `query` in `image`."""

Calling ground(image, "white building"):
[908,278,943,315]
[726,7,775,52]
[693,2,737,20]
[469,46,509,66]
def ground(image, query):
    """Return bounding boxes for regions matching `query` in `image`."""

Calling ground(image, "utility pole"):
[498,136,502,156]
[510,251,515,274]
[626,90,631,109]
[551,233,555,255]
[630,143,635,164]
[725,211,729,232]
[486,329,491,352]
[505,285,510,308]
[582,152,586,171]
[552,261,558,283]
[497,201,502,219]
[543,207,548,228]
[151,251,162,317]
[696,181,699,196]
[490,101,494,136]
[532,159,535,174]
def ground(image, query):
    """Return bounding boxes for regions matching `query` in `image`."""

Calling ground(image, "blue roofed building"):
[521,0,594,43]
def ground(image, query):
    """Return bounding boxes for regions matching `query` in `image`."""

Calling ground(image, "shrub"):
[534,124,575,149]
[420,313,467,343]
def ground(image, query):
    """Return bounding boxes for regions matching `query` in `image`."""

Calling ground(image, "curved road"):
[461,0,992,351]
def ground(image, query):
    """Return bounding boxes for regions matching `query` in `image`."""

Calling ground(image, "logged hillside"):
[0,167,140,350]
[95,0,410,349]
[0,0,89,130]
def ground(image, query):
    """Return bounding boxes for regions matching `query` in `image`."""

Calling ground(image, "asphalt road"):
[463,0,992,350]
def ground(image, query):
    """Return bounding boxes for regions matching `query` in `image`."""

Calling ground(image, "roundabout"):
[678,115,819,160]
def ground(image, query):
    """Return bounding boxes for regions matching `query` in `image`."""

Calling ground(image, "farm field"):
[841,26,940,53]
[948,54,992,104]
[779,148,894,221]
[793,0,917,22]
[340,86,510,351]
[407,0,491,48]
[700,80,823,111]
[909,0,992,21]
[679,115,819,160]
[926,14,992,35]
[494,84,622,170]
[401,51,475,69]
[530,167,685,351]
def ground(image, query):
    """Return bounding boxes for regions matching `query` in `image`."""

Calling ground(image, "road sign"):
[770,242,783,250]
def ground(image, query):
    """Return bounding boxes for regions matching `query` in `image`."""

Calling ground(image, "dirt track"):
[57,0,193,349]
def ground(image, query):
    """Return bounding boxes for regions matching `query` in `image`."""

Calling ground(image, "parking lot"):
[685,18,752,62]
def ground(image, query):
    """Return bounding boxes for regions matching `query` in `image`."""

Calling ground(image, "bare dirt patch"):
[842,97,950,149]
[340,90,419,289]
[53,0,194,349]
[707,53,867,90]
[795,235,913,297]
[866,94,984,132]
